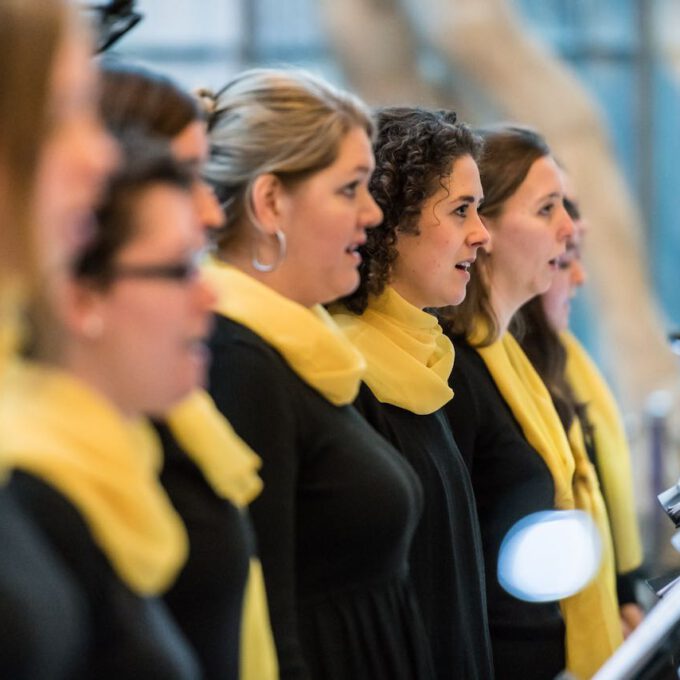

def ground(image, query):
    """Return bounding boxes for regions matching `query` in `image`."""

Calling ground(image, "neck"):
[217,247,317,309]
[389,280,425,310]
[54,346,138,420]
[488,277,525,338]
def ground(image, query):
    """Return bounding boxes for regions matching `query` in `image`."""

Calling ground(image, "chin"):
[325,274,360,305]
[434,285,466,309]
[448,288,467,307]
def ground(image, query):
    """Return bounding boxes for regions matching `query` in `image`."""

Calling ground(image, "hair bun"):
[195,87,217,116]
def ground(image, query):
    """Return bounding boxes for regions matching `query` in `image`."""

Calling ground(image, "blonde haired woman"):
[203,69,434,679]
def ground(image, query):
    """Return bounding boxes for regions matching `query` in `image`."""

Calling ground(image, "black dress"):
[8,471,201,680]
[443,338,565,680]
[155,422,253,680]
[0,484,86,679]
[354,382,494,679]
[207,315,433,680]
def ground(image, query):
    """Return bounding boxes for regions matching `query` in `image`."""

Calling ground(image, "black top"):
[0,484,86,679]
[354,382,494,680]
[8,471,201,680]
[443,338,565,680]
[156,422,253,680]
[207,315,434,680]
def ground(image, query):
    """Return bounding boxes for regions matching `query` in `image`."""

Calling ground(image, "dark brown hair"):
[439,125,551,345]
[512,296,592,437]
[74,136,192,288]
[99,60,203,140]
[341,107,482,314]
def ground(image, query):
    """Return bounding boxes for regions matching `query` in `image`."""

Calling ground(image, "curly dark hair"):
[340,107,482,314]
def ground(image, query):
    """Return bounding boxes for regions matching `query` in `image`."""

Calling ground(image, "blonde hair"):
[0,0,68,284]
[203,68,373,250]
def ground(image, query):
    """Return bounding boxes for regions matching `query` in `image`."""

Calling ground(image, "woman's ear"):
[59,278,107,341]
[250,173,286,236]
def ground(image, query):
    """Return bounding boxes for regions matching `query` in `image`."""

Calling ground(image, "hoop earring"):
[252,230,286,273]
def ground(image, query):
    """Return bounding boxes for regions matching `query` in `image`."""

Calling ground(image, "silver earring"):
[252,230,286,273]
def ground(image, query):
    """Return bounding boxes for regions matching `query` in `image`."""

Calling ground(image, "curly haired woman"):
[331,106,493,680]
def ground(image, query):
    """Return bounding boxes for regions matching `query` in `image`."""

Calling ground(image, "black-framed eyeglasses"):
[108,251,205,283]
[81,1,143,53]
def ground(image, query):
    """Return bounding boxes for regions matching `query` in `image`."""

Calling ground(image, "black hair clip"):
[81,0,143,53]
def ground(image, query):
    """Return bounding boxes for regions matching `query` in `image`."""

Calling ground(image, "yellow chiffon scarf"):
[166,390,278,680]
[166,389,263,508]
[0,284,24,380]
[203,258,365,406]
[0,359,188,596]
[562,331,643,574]
[331,287,454,414]
[0,284,25,484]
[476,332,623,679]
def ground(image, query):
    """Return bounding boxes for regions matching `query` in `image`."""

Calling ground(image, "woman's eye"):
[340,182,359,198]
[453,204,468,218]
[538,203,555,216]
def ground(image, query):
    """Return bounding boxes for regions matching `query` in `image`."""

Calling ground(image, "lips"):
[345,235,366,256]
[454,257,476,272]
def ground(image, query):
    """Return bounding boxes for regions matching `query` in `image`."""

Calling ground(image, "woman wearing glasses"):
[97,61,276,680]
[1,142,211,678]
[202,69,434,678]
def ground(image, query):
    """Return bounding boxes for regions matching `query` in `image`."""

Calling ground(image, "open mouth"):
[345,238,366,262]
[455,258,475,273]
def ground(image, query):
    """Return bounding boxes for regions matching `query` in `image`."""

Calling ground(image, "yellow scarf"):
[476,332,623,679]
[204,258,365,405]
[562,331,643,574]
[331,287,454,414]
[164,391,278,678]
[0,284,26,484]
[164,391,279,679]
[166,389,263,508]
[0,283,25,379]
[0,359,188,596]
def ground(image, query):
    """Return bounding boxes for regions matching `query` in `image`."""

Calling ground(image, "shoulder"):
[209,315,295,387]
[449,339,490,406]
[8,471,108,591]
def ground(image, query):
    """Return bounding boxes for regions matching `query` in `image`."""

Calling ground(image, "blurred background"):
[105,0,680,575]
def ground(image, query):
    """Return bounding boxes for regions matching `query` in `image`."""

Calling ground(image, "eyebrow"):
[538,191,562,202]
[450,194,484,204]
[563,196,581,220]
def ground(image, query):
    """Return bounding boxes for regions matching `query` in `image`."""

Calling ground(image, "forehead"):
[124,184,198,253]
[515,155,562,198]
[170,121,208,163]
[427,154,482,198]
[449,154,481,189]
[327,126,374,172]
